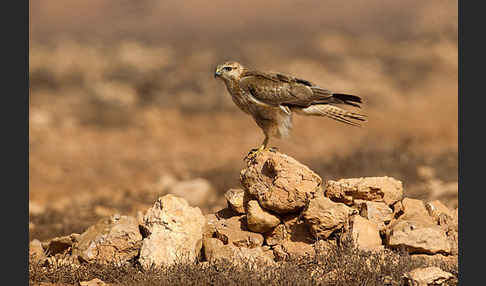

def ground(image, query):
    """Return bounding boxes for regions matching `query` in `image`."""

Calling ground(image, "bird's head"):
[214,61,245,81]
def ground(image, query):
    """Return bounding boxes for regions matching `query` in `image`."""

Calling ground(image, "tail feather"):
[310,87,363,108]
[294,104,367,127]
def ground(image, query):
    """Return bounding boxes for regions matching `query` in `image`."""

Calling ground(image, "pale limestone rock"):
[246,200,281,233]
[325,176,403,206]
[224,188,246,214]
[386,198,452,254]
[403,267,455,286]
[240,150,322,214]
[424,200,458,255]
[212,215,264,248]
[348,215,383,251]
[302,195,354,239]
[359,201,393,231]
[399,198,434,223]
[138,195,206,269]
[73,214,142,264]
[386,220,451,254]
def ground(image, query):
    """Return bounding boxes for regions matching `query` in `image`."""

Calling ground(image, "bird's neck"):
[223,77,240,95]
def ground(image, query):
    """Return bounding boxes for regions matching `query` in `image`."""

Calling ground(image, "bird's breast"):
[231,91,253,114]
[223,80,254,114]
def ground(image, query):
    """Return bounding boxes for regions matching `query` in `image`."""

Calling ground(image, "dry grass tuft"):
[30,240,457,286]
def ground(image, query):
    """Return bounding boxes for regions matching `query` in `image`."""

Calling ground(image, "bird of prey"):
[214,61,366,156]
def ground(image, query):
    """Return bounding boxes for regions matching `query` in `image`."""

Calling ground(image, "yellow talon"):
[244,135,278,162]
[245,144,264,160]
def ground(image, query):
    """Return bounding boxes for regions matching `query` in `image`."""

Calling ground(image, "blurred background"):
[29,0,457,240]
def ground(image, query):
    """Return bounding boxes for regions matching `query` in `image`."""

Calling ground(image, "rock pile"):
[29,150,458,274]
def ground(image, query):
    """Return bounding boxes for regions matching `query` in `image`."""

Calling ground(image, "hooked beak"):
[214,69,222,78]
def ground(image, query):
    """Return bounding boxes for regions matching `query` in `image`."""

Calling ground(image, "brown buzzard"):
[214,61,366,154]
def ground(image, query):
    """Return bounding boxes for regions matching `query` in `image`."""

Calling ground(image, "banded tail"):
[294,104,367,127]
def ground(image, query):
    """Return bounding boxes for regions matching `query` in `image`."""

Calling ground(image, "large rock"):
[72,214,142,264]
[387,220,451,255]
[138,195,206,269]
[358,201,393,231]
[166,178,215,207]
[246,200,281,233]
[325,177,403,206]
[212,215,264,248]
[224,188,246,214]
[203,238,274,265]
[240,150,322,214]
[348,215,383,251]
[403,267,455,286]
[302,195,355,240]
[425,202,458,256]
[399,198,434,223]
[385,199,451,254]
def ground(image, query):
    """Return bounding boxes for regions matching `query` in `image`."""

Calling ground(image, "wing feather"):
[239,71,317,107]
[239,70,363,109]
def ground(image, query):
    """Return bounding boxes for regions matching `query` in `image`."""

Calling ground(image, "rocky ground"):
[29,151,458,286]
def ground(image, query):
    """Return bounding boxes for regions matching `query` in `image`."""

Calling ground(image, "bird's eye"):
[223,66,233,71]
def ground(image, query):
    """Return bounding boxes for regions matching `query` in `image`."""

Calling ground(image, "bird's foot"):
[245,146,265,162]
[244,146,279,162]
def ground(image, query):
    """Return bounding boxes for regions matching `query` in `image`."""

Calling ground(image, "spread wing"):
[239,70,362,109]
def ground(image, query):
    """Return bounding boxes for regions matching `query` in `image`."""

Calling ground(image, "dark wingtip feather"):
[332,93,362,103]
[332,93,363,108]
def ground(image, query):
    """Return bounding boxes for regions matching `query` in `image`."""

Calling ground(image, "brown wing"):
[239,70,333,108]
[239,70,363,109]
